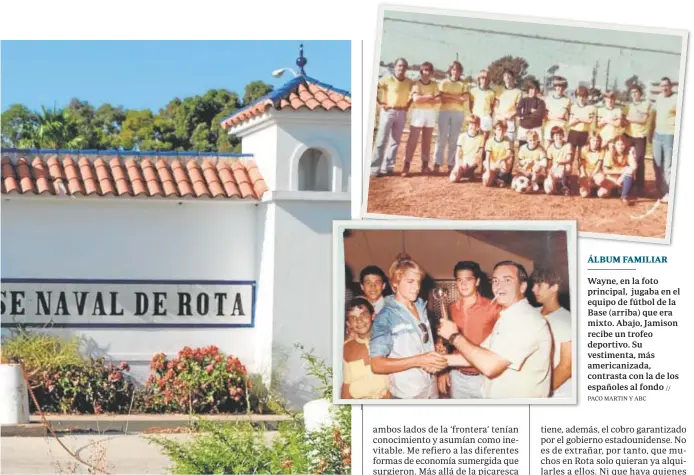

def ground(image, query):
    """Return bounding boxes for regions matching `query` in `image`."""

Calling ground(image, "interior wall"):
[343,229,571,309]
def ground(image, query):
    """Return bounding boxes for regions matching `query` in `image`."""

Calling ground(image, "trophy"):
[433,287,450,354]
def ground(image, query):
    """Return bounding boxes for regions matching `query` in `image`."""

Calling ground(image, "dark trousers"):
[627,135,647,194]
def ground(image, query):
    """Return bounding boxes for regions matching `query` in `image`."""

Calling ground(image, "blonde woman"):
[369,253,447,399]
[342,297,391,399]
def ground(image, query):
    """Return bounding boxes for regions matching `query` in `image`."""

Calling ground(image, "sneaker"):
[621,198,634,207]
[660,194,669,203]
[433,164,441,174]
[532,183,540,192]
[562,187,571,196]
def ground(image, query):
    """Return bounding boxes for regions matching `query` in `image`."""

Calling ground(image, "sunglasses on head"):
[418,323,429,344]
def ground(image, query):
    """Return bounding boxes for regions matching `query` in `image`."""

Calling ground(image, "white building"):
[0,73,351,408]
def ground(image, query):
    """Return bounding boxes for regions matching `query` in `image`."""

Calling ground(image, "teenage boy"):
[515,130,547,193]
[545,126,573,195]
[437,261,499,399]
[402,62,440,176]
[449,115,485,183]
[435,60,469,173]
[359,265,389,314]
[516,79,546,149]
[470,69,496,140]
[494,69,522,142]
[482,121,513,187]
[543,77,571,150]
[596,90,624,151]
[567,86,596,165]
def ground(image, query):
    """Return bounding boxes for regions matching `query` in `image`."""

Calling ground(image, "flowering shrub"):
[30,357,134,414]
[153,346,352,474]
[138,345,249,414]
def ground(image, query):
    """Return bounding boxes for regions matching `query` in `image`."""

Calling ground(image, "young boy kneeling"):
[515,130,547,193]
[482,120,513,187]
[545,126,573,195]
[450,115,485,183]
[578,132,605,198]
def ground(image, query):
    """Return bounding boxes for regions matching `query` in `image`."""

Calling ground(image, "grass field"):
[366,131,669,240]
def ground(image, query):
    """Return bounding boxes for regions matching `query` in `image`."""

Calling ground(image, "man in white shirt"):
[531,267,572,399]
[360,266,388,314]
[438,261,552,398]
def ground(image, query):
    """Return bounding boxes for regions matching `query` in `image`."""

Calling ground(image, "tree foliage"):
[1,81,272,153]
[486,55,530,87]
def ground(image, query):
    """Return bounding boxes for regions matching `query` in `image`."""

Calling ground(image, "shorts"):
[460,154,479,168]
[410,108,437,128]
[567,130,589,150]
[479,115,493,132]
[517,126,543,142]
[550,166,567,180]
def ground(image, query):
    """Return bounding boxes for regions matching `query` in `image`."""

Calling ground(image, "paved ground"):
[1,432,278,474]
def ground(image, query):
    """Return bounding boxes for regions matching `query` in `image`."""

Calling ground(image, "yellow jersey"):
[517,144,547,174]
[411,80,440,110]
[439,79,469,113]
[545,95,571,129]
[654,93,678,135]
[580,147,604,175]
[597,106,624,143]
[625,100,651,138]
[546,142,573,167]
[471,86,496,117]
[485,137,512,167]
[569,104,596,132]
[377,75,413,109]
[603,149,632,174]
[457,132,485,162]
[494,87,522,120]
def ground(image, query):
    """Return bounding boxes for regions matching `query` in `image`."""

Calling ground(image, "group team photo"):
[335,225,576,403]
[365,7,687,242]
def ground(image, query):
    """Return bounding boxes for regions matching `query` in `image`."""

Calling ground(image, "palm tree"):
[35,106,84,149]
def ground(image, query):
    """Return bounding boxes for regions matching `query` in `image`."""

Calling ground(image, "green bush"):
[152,346,352,474]
[0,329,84,373]
[137,345,250,414]
[31,357,134,414]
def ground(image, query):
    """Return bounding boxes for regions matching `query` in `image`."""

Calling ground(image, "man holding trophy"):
[435,261,500,399]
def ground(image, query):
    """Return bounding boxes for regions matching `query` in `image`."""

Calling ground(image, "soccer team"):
[371,58,678,205]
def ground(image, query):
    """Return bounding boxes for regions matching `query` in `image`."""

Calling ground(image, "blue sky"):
[1,40,351,112]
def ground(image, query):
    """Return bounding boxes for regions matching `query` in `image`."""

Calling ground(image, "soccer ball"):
[512,176,530,193]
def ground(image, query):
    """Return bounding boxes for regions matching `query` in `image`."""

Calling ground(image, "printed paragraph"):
[371,424,521,475]
[585,276,680,397]
[539,424,687,475]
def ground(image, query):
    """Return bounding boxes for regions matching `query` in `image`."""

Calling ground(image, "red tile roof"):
[1,152,268,200]
[221,76,351,129]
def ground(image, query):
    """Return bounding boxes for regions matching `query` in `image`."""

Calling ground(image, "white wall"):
[0,198,260,382]
[278,118,351,193]
[269,199,351,407]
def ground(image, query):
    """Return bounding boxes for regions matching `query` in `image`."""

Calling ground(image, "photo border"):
[361,3,689,245]
[332,218,578,405]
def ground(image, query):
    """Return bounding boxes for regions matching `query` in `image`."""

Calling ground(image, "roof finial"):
[296,43,307,76]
